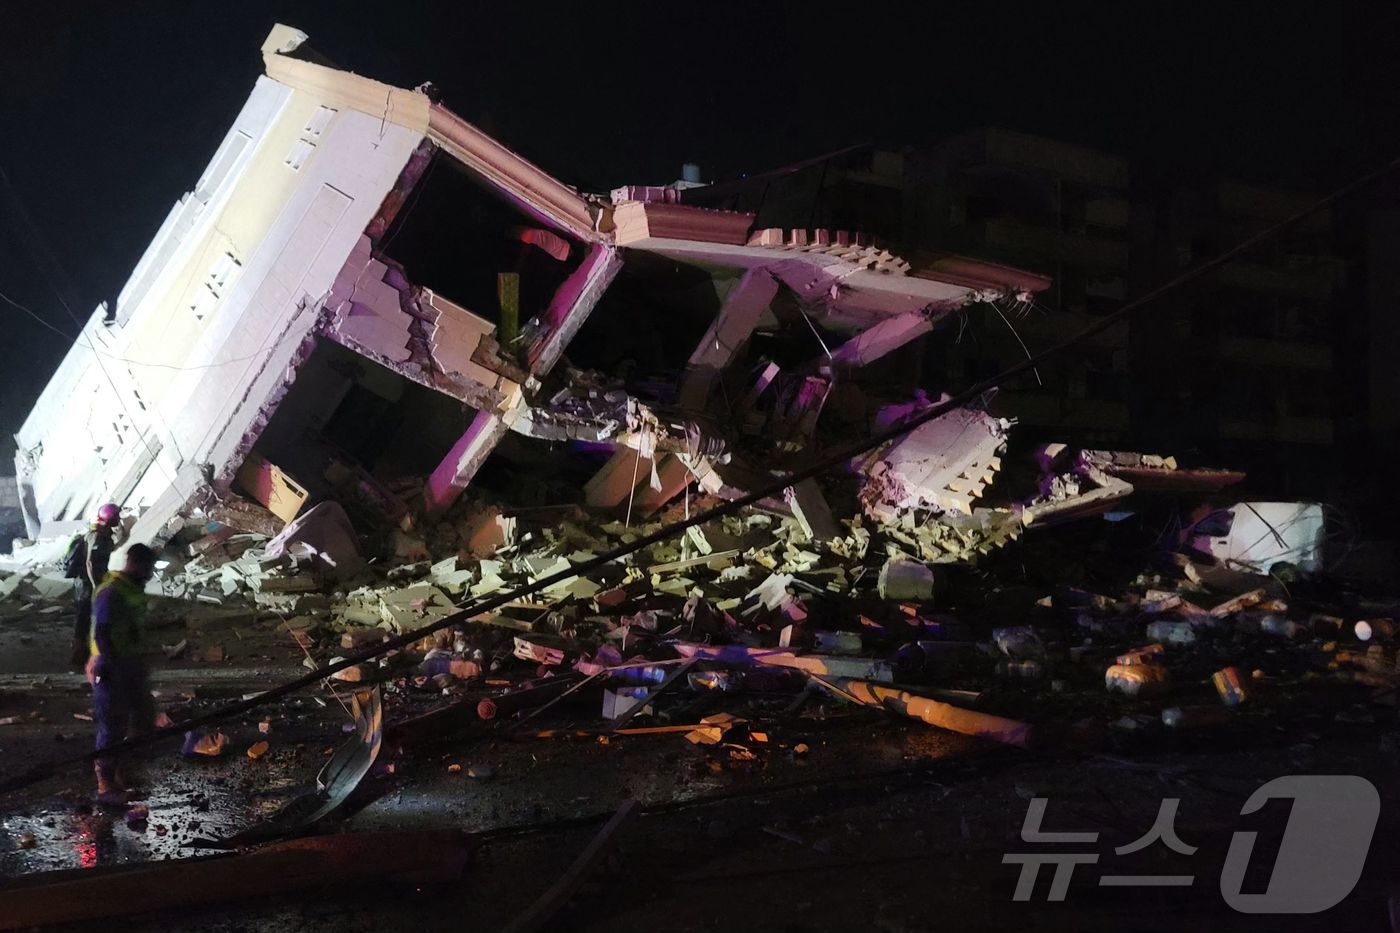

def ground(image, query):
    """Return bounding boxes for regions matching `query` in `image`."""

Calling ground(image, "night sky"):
[2,2,1397,462]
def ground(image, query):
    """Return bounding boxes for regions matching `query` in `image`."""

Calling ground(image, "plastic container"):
[1212,666,1247,706]
[1117,644,1166,666]
[611,665,670,685]
[1105,663,1169,697]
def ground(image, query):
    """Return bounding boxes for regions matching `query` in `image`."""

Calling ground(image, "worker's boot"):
[94,762,131,807]
[114,762,145,798]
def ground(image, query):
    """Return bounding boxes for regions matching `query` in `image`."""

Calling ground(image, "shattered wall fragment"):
[856,408,1009,520]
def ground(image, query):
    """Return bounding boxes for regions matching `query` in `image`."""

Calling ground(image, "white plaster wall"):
[15,75,421,531]
[189,110,422,472]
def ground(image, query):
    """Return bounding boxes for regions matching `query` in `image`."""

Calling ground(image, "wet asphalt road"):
[5,595,1400,931]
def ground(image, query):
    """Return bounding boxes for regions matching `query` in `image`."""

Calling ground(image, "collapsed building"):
[15,24,1265,575]
[12,24,1054,548]
[4,30,1380,907]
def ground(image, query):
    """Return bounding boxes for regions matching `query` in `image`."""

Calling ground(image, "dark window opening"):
[566,255,733,401]
[252,339,473,498]
[964,194,1005,225]
[379,152,583,330]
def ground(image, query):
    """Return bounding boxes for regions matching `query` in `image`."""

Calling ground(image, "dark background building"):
[683,128,1394,536]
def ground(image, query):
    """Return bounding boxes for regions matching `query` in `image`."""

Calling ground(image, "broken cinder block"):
[877,559,934,602]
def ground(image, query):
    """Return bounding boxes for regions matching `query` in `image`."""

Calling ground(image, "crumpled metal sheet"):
[191,686,382,849]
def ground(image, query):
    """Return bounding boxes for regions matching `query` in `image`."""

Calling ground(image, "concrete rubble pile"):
[6,425,1384,781]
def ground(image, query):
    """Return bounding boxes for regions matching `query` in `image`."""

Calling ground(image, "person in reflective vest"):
[86,542,157,805]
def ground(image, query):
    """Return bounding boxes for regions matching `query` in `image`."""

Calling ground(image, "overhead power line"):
[0,160,189,498]
[0,287,76,341]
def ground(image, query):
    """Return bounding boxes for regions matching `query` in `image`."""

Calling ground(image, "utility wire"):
[0,287,77,340]
[3,150,1397,798]
[1,160,188,498]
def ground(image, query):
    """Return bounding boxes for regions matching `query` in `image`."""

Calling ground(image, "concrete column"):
[677,268,780,410]
[583,447,652,509]
[425,408,513,514]
[632,453,694,514]
[528,244,624,376]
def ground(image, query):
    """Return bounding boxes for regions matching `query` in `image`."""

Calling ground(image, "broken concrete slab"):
[429,555,475,593]
[877,559,934,601]
[857,408,1008,519]
[265,501,363,579]
[28,575,72,600]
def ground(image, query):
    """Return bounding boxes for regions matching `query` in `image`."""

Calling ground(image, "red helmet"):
[96,503,121,525]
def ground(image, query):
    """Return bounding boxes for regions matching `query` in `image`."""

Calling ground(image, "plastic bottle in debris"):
[611,665,670,686]
[992,626,1044,660]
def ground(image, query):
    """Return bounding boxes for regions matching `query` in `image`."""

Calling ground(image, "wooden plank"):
[648,549,741,575]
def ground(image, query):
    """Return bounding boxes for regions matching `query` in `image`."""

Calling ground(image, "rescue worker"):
[69,502,121,668]
[85,542,157,805]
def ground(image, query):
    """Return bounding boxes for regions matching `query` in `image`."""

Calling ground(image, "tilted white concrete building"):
[15,25,1045,543]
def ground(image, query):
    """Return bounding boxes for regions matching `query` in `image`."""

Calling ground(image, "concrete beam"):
[427,104,604,243]
[827,309,934,371]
